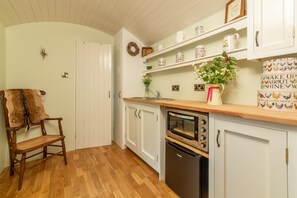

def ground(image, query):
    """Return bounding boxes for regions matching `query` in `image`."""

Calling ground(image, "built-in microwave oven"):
[166,108,209,152]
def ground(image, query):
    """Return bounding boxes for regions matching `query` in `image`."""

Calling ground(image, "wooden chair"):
[0,89,67,190]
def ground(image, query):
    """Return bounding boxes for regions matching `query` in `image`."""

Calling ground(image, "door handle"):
[255,31,259,47]
[176,154,182,158]
[217,130,221,147]
[138,110,141,119]
[118,91,121,98]
[134,109,137,117]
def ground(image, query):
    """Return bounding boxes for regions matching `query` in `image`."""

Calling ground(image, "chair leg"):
[43,146,47,159]
[9,157,15,176]
[61,140,67,165]
[18,154,26,190]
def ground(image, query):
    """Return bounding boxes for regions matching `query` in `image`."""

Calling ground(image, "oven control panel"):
[198,114,209,152]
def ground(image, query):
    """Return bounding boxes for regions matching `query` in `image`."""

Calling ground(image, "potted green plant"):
[142,74,152,97]
[193,51,238,105]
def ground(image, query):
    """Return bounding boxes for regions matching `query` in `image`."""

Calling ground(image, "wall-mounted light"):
[40,45,48,60]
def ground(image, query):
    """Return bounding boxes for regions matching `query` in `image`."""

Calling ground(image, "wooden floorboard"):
[0,143,178,198]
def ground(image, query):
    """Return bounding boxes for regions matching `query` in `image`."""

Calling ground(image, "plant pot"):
[146,65,152,70]
[144,88,150,97]
[207,84,225,105]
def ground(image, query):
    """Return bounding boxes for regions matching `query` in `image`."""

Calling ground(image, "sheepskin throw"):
[4,89,49,129]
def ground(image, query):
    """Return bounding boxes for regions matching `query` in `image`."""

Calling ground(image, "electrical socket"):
[61,72,69,78]
[194,84,205,91]
[172,85,180,91]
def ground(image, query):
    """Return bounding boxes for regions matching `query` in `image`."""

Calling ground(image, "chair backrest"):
[0,89,48,130]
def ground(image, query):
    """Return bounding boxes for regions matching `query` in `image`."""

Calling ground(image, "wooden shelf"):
[142,16,247,63]
[142,47,247,75]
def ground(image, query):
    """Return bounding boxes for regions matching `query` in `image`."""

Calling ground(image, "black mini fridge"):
[165,140,208,198]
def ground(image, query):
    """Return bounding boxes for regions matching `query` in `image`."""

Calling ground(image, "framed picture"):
[225,0,246,23]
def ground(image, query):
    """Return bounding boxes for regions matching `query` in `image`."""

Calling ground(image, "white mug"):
[159,58,166,66]
[157,44,163,51]
[223,33,240,51]
[176,31,185,43]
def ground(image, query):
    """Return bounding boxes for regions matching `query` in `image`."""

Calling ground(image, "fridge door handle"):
[176,153,183,158]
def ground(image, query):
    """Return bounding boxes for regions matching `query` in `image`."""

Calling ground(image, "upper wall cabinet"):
[247,0,296,59]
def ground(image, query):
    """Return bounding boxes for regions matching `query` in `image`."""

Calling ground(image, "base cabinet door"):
[214,119,287,198]
[125,102,160,172]
[139,105,160,171]
[125,103,139,153]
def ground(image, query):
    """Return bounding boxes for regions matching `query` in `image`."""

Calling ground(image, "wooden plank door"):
[75,41,111,149]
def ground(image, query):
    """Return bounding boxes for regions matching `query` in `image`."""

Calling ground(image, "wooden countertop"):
[124,97,297,127]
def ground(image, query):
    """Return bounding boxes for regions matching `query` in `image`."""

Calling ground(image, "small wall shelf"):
[142,16,247,63]
[142,48,247,74]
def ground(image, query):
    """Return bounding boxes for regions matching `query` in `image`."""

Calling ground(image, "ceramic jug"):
[207,84,225,105]
[223,33,240,52]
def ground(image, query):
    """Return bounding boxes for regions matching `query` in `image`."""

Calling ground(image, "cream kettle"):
[223,33,240,51]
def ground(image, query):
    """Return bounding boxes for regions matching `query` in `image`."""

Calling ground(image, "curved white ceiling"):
[0,0,225,45]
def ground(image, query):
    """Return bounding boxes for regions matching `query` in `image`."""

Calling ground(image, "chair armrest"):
[44,117,63,121]
[6,127,20,131]
[41,117,64,136]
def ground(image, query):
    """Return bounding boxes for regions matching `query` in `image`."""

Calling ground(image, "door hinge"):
[156,155,158,162]
[293,26,295,38]
[156,115,158,122]
[286,148,289,165]
[125,106,126,111]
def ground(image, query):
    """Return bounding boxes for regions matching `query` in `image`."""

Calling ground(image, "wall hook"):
[40,47,48,59]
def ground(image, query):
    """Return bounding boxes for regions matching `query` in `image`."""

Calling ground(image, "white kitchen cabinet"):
[125,103,139,153]
[210,114,288,198]
[125,101,160,172]
[113,29,145,149]
[139,105,160,169]
[247,0,296,59]
[288,130,297,198]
